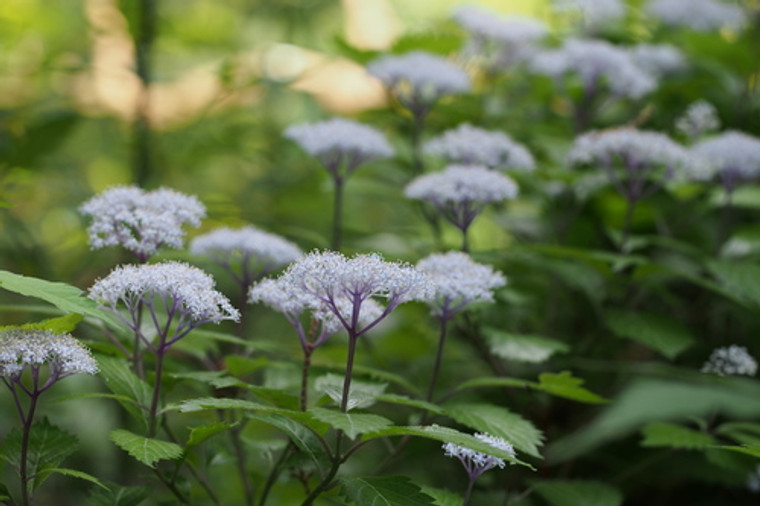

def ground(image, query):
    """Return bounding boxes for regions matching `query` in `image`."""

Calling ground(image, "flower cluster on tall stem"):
[0,330,98,506]
[88,261,239,436]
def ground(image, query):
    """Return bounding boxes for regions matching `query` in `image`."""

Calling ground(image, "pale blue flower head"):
[424,124,535,171]
[646,0,746,31]
[692,131,760,191]
[676,100,720,141]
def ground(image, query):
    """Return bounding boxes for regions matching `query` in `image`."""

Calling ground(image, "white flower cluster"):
[530,39,656,99]
[423,124,535,171]
[190,226,301,277]
[80,186,205,261]
[701,345,757,376]
[646,0,746,32]
[453,5,546,67]
[569,128,690,173]
[629,43,686,77]
[553,0,626,28]
[0,329,98,378]
[676,100,721,140]
[443,432,515,478]
[284,118,394,176]
[256,251,431,337]
[367,51,471,112]
[692,131,760,185]
[89,261,240,324]
[417,251,506,320]
[405,165,519,207]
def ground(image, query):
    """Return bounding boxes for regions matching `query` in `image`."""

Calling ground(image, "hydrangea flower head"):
[80,186,205,262]
[701,345,757,376]
[692,131,760,192]
[676,100,720,141]
[530,39,656,99]
[443,432,515,480]
[190,226,302,281]
[89,261,240,329]
[646,0,746,31]
[418,251,506,320]
[367,51,471,118]
[284,118,394,178]
[629,43,686,78]
[423,124,535,171]
[405,165,518,232]
[267,250,432,337]
[0,329,98,380]
[553,0,626,29]
[453,5,546,67]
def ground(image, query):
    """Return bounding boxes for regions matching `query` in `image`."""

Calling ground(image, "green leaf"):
[248,413,330,469]
[485,328,569,363]
[109,430,183,468]
[0,314,83,334]
[363,425,532,468]
[0,418,79,490]
[97,356,151,430]
[711,444,760,458]
[419,487,461,506]
[605,311,694,359]
[640,422,717,449]
[536,372,607,404]
[707,260,760,310]
[376,394,443,415]
[340,476,435,506]
[532,480,623,506]
[39,468,109,490]
[88,483,149,506]
[549,377,760,462]
[0,270,121,329]
[314,374,386,411]
[177,397,275,413]
[716,422,760,446]
[310,407,393,439]
[186,422,239,449]
[444,403,544,459]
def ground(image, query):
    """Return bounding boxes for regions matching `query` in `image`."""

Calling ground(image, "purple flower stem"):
[462,475,477,506]
[426,317,450,403]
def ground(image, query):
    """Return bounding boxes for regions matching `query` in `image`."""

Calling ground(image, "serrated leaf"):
[419,487,461,506]
[640,422,717,449]
[485,328,569,363]
[109,430,183,468]
[39,468,109,490]
[532,480,623,506]
[315,374,386,411]
[376,394,443,415]
[248,413,330,469]
[88,483,149,506]
[310,407,393,439]
[186,422,239,449]
[606,311,694,359]
[536,371,607,404]
[363,425,532,468]
[341,476,435,506]
[0,314,83,334]
[97,356,151,430]
[445,403,544,459]
[0,418,79,490]
[0,270,121,329]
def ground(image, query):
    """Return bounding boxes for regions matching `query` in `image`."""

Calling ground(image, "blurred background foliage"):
[2,0,760,505]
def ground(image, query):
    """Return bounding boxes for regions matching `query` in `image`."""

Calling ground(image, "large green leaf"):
[310,407,393,439]
[248,413,330,469]
[640,422,717,449]
[185,422,239,449]
[315,374,386,411]
[605,311,694,359]
[0,418,79,490]
[0,314,83,334]
[549,377,760,462]
[376,394,444,415]
[97,356,151,430]
[444,403,544,459]
[109,430,183,468]
[456,372,606,404]
[419,487,461,506]
[363,425,532,468]
[707,260,760,310]
[340,476,435,506]
[0,270,121,329]
[532,480,623,506]
[486,329,569,363]
[38,468,109,490]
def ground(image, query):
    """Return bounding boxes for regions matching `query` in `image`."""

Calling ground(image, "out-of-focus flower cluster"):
[701,345,758,376]
[646,0,746,32]
[423,124,535,171]
[0,330,98,379]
